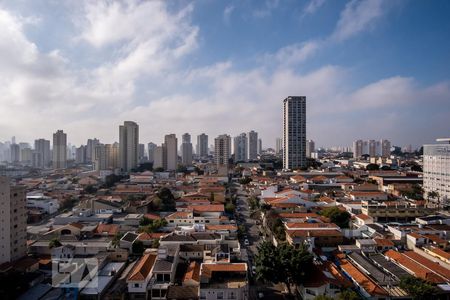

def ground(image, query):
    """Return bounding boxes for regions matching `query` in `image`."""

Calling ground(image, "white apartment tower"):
[248,130,258,161]
[181,133,193,166]
[0,177,27,264]
[119,121,139,172]
[283,96,306,170]
[306,140,315,158]
[197,133,209,158]
[215,134,231,166]
[234,133,248,162]
[10,144,20,163]
[164,134,178,171]
[423,139,450,202]
[53,130,67,169]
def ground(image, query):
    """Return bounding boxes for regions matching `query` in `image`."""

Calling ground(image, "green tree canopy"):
[49,238,62,249]
[156,187,176,211]
[255,241,313,295]
[366,163,380,171]
[132,240,145,255]
[399,276,437,300]
[321,206,351,228]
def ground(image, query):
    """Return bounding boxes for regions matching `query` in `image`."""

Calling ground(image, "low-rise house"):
[127,252,158,300]
[26,193,60,214]
[199,263,248,300]
[149,246,180,300]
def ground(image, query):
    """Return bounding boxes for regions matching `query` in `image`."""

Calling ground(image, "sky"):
[0,0,449,149]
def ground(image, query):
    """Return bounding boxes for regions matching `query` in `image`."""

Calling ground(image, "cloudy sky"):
[0,0,449,149]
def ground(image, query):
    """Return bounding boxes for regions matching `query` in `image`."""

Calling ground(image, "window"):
[134,283,140,288]
[217,292,224,299]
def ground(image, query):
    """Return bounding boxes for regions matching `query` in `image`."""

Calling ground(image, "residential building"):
[10,143,20,163]
[234,133,248,162]
[248,130,258,161]
[94,143,119,171]
[86,138,100,163]
[276,137,283,155]
[283,96,306,170]
[153,146,164,170]
[424,139,450,202]
[0,177,27,264]
[197,133,209,158]
[148,142,157,163]
[199,263,248,300]
[34,138,51,168]
[214,135,231,167]
[181,133,193,166]
[306,140,315,158]
[165,134,178,171]
[119,121,139,172]
[20,147,32,166]
[75,145,87,164]
[353,140,363,158]
[353,139,391,158]
[53,130,67,169]
[258,138,262,155]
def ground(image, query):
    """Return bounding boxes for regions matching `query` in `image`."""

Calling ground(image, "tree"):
[239,177,252,185]
[314,296,334,300]
[337,290,361,300]
[399,276,437,300]
[105,174,123,188]
[225,203,236,214]
[140,219,168,233]
[49,238,62,249]
[366,163,379,171]
[112,232,124,248]
[255,241,313,295]
[321,207,351,228]
[154,167,164,172]
[84,184,97,194]
[140,216,152,226]
[152,238,160,248]
[157,188,176,211]
[132,240,145,255]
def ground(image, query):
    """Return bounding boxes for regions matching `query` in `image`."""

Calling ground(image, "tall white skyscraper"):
[215,134,231,166]
[33,139,51,168]
[196,133,209,158]
[248,130,258,161]
[53,130,67,169]
[0,177,27,264]
[164,134,178,171]
[234,133,248,162]
[181,133,193,166]
[423,139,450,202]
[283,96,306,170]
[148,142,157,163]
[306,140,315,158]
[119,121,139,172]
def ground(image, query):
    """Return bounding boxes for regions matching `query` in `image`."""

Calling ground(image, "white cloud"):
[331,0,388,42]
[223,5,235,24]
[303,0,326,16]
[269,40,322,66]
[253,0,280,18]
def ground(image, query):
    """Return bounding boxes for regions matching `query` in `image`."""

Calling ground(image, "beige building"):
[214,134,231,167]
[52,130,67,169]
[0,177,27,264]
[164,134,178,171]
[94,143,119,171]
[119,121,139,172]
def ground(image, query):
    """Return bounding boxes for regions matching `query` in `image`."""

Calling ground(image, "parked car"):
[244,239,250,246]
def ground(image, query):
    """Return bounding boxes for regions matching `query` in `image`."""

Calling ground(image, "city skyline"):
[0,1,449,148]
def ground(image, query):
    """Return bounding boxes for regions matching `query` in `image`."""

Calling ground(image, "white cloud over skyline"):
[0,0,448,149]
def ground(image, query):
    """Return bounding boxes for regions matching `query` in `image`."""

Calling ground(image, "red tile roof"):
[128,253,157,282]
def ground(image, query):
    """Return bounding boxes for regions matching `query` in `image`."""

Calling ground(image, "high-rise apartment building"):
[276,137,283,155]
[76,145,87,164]
[306,140,315,158]
[147,142,157,163]
[353,139,391,158]
[34,139,51,168]
[283,96,306,170]
[138,144,146,163]
[94,143,119,171]
[248,130,258,161]
[119,121,139,172]
[86,138,100,163]
[258,138,262,155]
[53,130,67,169]
[196,133,209,158]
[214,134,231,166]
[153,146,164,170]
[181,133,193,166]
[423,139,450,202]
[20,148,33,166]
[0,177,27,264]
[10,144,20,163]
[234,133,248,162]
[164,134,178,171]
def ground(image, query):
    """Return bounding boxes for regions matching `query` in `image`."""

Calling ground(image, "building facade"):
[353,139,391,158]
[119,121,139,172]
[248,130,258,161]
[424,140,450,202]
[33,139,51,169]
[306,140,315,158]
[148,142,157,163]
[164,134,178,171]
[0,177,27,264]
[214,135,231,167]
[283,96,306,170]
[234,133,248,162]
[181,133,193,166]
[53,130,67,169]
[197,134,209,158]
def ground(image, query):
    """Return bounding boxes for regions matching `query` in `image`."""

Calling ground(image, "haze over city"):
[0,0,449,148]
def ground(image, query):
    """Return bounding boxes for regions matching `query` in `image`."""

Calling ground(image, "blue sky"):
[0,0,449,149]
